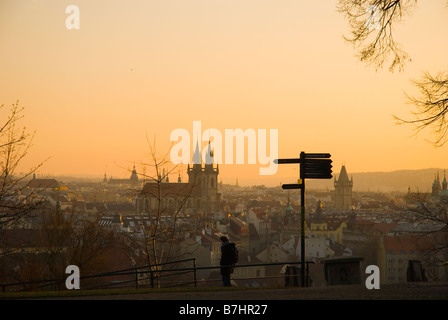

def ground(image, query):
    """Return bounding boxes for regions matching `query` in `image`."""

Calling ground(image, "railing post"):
[135,267,139,289]
[193,258,197,287]
[306,262,309,287]
[150,269,154,288]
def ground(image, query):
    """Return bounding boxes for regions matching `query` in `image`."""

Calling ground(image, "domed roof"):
[440,171,448,197]
[284,194,293,214]
[433,178,440,187]
[313,200,325,222]
[130,165,138,182]
[285,203,293,213]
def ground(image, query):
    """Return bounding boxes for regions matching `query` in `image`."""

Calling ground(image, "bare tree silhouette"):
[337,1,448,146]
[41,207,116,289]
[403,193,448,280]
[337,0,416,72]
[395,71,448,146]
[0,101,47,252]
[127,137,201,287]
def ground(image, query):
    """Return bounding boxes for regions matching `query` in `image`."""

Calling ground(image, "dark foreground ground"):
[30,281,448,300]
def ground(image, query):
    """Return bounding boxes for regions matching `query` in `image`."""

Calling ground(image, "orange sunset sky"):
[1,0,447,186]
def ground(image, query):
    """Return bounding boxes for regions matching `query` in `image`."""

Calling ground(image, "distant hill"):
[235,168,443,193]
[306,168,441,193]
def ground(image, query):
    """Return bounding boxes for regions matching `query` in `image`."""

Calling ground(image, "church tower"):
[203,141,219,212]
[187,139,220,213]
[187,138,203,187]
[432,172,442,198]
[130,164,138,186]
[333,165,353,210]
[440,171,448,199]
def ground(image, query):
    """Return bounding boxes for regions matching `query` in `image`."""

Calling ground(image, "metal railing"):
[0,259,314,292]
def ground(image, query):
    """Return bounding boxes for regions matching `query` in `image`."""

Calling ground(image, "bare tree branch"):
[125,137,200,287]
[338,1,448,146]
[0,101,48,248]
[394,71,448,146]
[337,0,416,72]
[402,193,448,274]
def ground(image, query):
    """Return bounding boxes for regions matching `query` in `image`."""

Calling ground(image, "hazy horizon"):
[27,166,442,193]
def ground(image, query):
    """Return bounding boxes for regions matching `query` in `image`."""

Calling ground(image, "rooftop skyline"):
[1,1,447,186]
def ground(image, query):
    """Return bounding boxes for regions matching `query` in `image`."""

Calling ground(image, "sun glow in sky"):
[1,0,447,186]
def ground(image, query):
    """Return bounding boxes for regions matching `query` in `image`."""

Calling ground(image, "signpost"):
[276,152,332,287]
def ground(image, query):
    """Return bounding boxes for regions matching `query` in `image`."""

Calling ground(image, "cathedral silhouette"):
[136,141,220,215]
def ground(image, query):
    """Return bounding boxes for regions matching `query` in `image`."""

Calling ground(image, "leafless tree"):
[0,101,115,290]
[403,194,448,279]
[395,71,448,146]
[337,0,416,72]
[337,1,448,146]
[129,137,201,287]
[8,252,47,291]
[0,101,47,251]
[41,206,73,285]
[41,207,116,289]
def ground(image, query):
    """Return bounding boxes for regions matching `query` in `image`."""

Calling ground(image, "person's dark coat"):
[220,240,235,275]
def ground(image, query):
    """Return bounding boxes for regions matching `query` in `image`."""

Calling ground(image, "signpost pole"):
[300,152,306,287]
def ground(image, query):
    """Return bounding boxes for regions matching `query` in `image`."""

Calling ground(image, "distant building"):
[333,165,353,210]
[432,171,448,200]
[47,194,72,211]
[186,141,220,213]
[136,141,220,214]
[409,170,448,203]
[282,235,334,259]
[432,172,442,198]
[26,174,60,190]
[343,212,398,248]
[104,165,140,188]
[377,235,432,284]
[256,243,291,263]
[306,201,347,245]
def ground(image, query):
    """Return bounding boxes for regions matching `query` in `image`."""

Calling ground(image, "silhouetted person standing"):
[220,236,234,287]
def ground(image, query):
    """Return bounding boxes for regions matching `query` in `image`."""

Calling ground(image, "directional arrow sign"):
[302,159,332,176]
[304,153,331,159]
[274,158,301,164]
[303,167,332,173]
[301,158,333,179]
[304,168,332,174]
[303,173,333,179]
[304,159,332,163]
[277,152,333,180]
[281,183,303,189]
[303,159,332,168]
